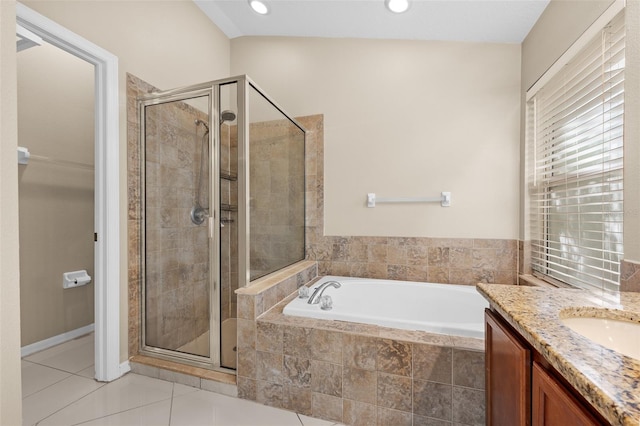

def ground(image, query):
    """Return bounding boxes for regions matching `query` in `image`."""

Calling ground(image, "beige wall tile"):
[237,377,256,401]
[343,367,377,404]
[413,345,452,384]
[256,351,284,384]
[237,348,256,379]
[237,319,256,351]
[413,414,452,426]
[621,259,640,292]
[311,329,343,364]
[377,407,412,426]
[312,393,343,423]
[377,339,412,377]
[283,385,312,415]
[452,387,485,425]
[311,360,342,397]
[256,322,283,353]
[412,380,453,421]
[343,399,377,426]
[377,372,412,412]
[283,355,311,388]
[344,334,378,370]
[452,349,484,390]
[283,326,314,359]
[256,380,284,408]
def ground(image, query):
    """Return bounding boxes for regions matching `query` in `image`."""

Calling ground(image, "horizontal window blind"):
[527,10,625,293]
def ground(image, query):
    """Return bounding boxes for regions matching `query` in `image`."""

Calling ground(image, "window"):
[527,9,625,293]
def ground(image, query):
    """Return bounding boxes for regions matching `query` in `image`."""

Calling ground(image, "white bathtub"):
[283,276,489,339]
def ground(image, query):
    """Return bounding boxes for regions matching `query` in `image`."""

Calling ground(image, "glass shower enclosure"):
[138,76,305,371]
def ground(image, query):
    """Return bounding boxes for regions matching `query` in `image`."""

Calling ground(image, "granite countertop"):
[476,283,640,426]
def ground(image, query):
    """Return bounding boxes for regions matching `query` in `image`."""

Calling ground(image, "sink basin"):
[561,316,640,360]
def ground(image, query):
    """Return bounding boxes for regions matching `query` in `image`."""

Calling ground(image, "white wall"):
[0,0,23,423]
[22,0,231,362]
[232,37,521,239]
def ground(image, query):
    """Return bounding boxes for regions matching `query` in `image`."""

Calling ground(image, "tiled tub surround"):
[307,236,518,286]
[478,283,640,425]
[236,264,486,426]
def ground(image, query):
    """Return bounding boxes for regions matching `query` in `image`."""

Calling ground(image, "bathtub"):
[283,276,489,338]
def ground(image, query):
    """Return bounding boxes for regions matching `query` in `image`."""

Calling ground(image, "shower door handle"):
[208,215,214,239]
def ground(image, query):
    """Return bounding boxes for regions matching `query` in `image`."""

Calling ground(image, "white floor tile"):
[173,382,201,398]
[22,375,104,426]
[26,337,94,374]
[39,373,174,426]
[77,366,95,379]
[21,360,71,398]
[170,390,302,426]
[78,399,172,426]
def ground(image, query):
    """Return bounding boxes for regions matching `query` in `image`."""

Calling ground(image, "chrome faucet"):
[308,280,341,304]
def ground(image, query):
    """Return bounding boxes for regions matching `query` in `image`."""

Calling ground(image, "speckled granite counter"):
[477,283,640,426]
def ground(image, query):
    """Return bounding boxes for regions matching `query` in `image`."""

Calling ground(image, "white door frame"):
[16,4,123,382]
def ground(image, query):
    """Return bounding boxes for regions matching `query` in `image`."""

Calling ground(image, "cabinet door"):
[532,362,601,426]
[485,309,531,426]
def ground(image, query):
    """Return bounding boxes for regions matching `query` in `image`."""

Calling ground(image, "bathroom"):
[2,0,640,425]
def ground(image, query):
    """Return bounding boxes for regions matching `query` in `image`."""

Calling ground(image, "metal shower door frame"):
[138,84,222,370]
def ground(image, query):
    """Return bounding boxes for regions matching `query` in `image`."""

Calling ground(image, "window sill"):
[518,274,559,288]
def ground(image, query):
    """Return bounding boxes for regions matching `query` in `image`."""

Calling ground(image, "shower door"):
[139,87,221,368]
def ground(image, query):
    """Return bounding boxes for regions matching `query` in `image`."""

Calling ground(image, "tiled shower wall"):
[249,120,305,280]
[299,114,518,285]
[128,74,211,354]
[137,81,210,350]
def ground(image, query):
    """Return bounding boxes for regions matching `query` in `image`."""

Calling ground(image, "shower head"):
[195,119,209,133]
[220,110,236,124]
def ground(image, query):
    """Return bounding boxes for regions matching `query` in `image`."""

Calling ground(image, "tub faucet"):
[308,280,341,304]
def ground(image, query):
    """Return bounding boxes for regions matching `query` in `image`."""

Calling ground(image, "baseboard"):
[21,323,95,358]
[120,360,131,376]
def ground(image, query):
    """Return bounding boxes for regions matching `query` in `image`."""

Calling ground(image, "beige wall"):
[231,37,521,239]
[18,42,95,346]
[22,0,231,362]
[0,1,24,424]
[623,1,640,263]
[520,0,640,264]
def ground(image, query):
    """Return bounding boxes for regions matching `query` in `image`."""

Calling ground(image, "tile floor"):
[22,334,340,426]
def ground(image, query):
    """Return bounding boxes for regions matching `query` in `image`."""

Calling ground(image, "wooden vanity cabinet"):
[485,309,531,425]
[532,362,600,426]
[485,309,607,426]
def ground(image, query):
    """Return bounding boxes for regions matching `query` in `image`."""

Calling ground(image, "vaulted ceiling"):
[195,0,550,44]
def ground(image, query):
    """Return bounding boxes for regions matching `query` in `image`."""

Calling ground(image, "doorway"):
[17,4,121,382]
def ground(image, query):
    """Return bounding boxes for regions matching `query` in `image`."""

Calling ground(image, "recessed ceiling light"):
[249,0,269,15]
[385,0,410,14]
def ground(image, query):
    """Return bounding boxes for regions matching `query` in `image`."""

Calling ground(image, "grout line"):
[296,412,304,425]
[32,379,107,426]
[23,368,94,400]
[167,383,175,426]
